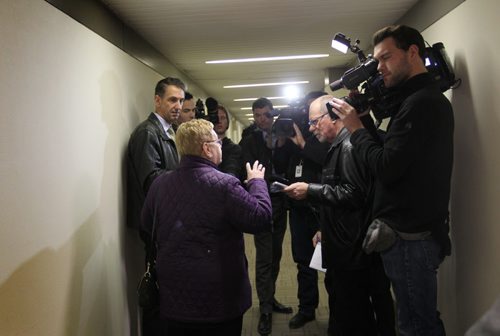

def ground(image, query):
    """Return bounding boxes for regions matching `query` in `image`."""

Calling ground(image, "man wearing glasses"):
[283,91,330,330]
[284,95,395,336]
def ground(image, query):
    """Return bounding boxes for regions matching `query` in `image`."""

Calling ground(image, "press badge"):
[295,163,303,178]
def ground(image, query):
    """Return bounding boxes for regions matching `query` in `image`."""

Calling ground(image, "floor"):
[241,230,330,336]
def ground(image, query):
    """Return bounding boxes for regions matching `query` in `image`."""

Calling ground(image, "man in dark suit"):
[127,77,185,336]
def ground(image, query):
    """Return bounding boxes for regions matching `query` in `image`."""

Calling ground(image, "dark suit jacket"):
[127,112,178,230]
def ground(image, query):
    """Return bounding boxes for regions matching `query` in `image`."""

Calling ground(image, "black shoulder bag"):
[137,213,159,309]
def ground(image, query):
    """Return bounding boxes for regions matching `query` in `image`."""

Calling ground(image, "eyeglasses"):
[204,139,222,147]
[308,113,328,127]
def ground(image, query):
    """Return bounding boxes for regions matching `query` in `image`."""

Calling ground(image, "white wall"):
[0,0,169,334]
[423,0,500,334]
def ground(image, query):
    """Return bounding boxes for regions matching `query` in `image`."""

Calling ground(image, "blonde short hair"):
[176,119,214,156]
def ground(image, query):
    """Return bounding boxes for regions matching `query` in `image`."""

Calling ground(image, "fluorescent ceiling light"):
[206,54,329,64]
[224,81,309,89]
[245,113,254,116]
[234,96,286,102]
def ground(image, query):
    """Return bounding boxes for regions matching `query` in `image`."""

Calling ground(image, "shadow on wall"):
[0,198,114,335]
[0,70,158,335]
[437,50,472,336]
[0,70,134,335]
[447,47,499,334]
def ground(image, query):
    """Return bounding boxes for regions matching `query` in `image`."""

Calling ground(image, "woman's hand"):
[246,160,265,182]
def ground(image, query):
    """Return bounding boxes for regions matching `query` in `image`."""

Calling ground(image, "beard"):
[385,57,412,88]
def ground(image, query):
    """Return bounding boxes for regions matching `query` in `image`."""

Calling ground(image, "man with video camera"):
[331,25,454,335]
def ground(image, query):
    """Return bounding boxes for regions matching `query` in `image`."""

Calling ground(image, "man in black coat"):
[127,77,185,336]
[331,25,453,336]
[283,91,330,329]
[284,95,395,335]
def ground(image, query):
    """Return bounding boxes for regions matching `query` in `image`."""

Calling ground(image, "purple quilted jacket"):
[141,155,272,322]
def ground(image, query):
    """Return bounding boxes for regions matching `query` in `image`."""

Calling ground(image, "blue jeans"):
[381,237,446,336]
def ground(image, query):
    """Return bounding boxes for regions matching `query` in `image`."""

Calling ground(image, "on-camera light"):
[331,33,350,54]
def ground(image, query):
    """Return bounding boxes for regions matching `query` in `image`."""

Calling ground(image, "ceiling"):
[98,0,419,126]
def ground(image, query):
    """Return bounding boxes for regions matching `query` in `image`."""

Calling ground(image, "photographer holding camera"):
[239,97,295,336]
[278,91,331,329]
[331,25,454,335]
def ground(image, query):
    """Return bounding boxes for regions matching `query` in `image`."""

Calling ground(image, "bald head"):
[310,95,332,115]
[309,95,343,143]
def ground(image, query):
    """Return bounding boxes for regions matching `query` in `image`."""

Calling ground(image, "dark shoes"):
[272,299,293,314]
[289,312,316,329]
[258,313,272,335]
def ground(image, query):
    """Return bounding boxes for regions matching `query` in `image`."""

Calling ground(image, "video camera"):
[329,32,460,120]
[195,97,219,124]
[270,99,304,137]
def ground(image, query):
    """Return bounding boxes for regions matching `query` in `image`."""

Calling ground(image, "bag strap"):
[145,207,157,266]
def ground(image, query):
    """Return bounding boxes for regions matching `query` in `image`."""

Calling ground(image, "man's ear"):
[408,44,420,59]
[154,95,161,108]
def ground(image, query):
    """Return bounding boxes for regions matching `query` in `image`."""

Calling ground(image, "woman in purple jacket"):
[141,118,272,335]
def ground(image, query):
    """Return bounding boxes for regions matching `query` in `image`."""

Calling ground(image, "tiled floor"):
[242,230,330,335]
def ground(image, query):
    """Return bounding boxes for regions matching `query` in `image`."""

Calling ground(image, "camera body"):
[272,118,296,137]
[270,99,305,137]
[195,98,219,124]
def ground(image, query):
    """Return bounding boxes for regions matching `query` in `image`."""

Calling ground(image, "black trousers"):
[162,316,243,336]
[289,206,319,316]
[325,256,395,336]
[253,194,287,313]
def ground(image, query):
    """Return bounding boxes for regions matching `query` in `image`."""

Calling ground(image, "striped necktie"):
[167,126,176,143]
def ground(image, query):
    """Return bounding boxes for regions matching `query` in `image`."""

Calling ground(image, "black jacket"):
[307,128,374,269]
[239,128,294,185]
[127,112,179,229]
[351,73,454,242]
[219,137,243,180]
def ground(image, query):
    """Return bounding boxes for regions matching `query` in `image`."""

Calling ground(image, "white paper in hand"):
[309,242,327,272]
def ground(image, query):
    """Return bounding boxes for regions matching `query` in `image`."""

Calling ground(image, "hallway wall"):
[423,0,500,334]
[0,0,179,334]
